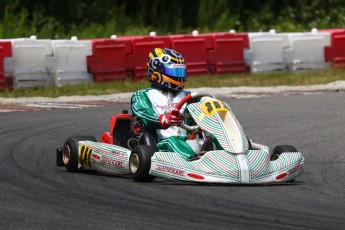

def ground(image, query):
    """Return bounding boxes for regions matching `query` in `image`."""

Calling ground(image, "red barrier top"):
[320,29,345,65]
[87,38,132,81]
[206,32,249,73]
[0,41,12,88]
[169,34,213,76]
[122,36,172,81]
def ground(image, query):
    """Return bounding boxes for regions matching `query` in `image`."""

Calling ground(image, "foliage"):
[1,0,345,39]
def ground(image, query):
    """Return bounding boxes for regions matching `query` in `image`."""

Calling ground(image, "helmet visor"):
[163,64,187,78]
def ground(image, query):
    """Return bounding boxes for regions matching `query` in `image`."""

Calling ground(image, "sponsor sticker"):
[169,63,186,68]
[156,164,185,176]
[187,173,205,180]
[102,157,124,168]
[91,153,101,160]
[288,164,303,175]
[111,150,125,157]
[201,99,229,116]
[276,173,287,180]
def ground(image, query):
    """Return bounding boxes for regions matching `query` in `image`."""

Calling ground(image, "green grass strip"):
[1,68,344,98]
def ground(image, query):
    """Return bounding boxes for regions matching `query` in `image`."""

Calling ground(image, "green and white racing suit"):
[131,85,196,160]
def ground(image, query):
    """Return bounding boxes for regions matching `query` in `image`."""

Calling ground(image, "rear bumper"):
[56,148,64,167]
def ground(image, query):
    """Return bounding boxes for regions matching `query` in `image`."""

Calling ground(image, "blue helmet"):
[147,48,187,91]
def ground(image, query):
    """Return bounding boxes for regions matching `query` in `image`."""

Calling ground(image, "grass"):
[0,68,344,98]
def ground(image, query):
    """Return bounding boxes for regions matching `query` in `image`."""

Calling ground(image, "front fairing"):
[187,97,249,154]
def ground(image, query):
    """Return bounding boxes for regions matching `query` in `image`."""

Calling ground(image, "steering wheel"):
[175,92,215,132]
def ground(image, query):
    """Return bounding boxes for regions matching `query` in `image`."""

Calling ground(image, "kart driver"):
[131,48,198,160]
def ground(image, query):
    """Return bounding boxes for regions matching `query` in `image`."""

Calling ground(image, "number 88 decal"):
[202,100,229,116]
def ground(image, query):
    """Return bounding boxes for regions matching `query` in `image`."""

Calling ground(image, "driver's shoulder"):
[132,88,155,98]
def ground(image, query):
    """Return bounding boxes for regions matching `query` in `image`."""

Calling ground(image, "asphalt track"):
[0,92,344,230]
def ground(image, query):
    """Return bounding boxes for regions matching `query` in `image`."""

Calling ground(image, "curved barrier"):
[207,32,249,74]
[0,41,12,89]
[284,30,331,71]
[245,31,289,73]
[120,35,171,81]
[322,29,345,68]
[49,38,93,87]
[11,38,53,88]
[170,33,213,76]
[0,28,344,89]
[87,38,132,81]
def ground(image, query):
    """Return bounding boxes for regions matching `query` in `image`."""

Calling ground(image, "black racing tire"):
[129,145,157,182]
[271,145,298,161]
[62,135,97,172]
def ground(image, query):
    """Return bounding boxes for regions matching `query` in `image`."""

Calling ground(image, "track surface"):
[0,92,344,230]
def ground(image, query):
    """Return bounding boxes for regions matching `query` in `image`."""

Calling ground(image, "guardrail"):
[1,28,344,89]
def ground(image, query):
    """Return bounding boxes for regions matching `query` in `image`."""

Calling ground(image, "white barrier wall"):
[0,29,337,89]
[284,30,331,71]
[245,30,290,73]
[49,37,93,87]
[11,37,53,88]
[2,36,93,88]
[245,29,331,73]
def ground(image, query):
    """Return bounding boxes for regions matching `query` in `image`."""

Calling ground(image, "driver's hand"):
[159,109,184,129]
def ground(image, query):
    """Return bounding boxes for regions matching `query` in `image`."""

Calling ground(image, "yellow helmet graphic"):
[147,48,187,91]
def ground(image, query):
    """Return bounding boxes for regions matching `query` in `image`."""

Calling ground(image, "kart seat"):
[113,118,134,148]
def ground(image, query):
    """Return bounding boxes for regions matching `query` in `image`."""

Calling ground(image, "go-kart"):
[56,93,304,183]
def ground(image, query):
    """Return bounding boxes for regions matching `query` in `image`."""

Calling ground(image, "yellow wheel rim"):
[130,153,139,174]
[62,145,71,165]
[272,154,279,161]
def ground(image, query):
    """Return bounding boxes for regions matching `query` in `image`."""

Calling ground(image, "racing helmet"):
[147,48,187,91]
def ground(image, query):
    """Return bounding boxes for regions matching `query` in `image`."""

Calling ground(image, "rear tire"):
[62,135,97,172]
[129,145,157,182]
[271,145,298,161]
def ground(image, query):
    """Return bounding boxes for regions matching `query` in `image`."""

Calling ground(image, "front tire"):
[62,135,97,172]
[271,145,298,161]
[129,145,157,182]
